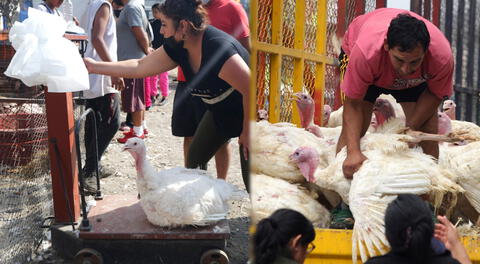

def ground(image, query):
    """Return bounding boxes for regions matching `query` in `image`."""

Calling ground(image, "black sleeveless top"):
[164,26,249,137]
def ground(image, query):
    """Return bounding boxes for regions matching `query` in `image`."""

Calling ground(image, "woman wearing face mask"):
[84,0,250,189]
[252,209,316,264]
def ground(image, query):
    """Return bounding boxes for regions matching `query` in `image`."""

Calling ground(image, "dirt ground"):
[32,71,251,264]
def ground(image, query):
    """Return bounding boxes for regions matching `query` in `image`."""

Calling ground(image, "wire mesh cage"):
[0,33,87,263]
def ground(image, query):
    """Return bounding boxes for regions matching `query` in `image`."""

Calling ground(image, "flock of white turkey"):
[119,87,480,262]
[250,93,480,262]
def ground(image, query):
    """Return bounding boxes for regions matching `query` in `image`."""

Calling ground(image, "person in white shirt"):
[79,0,124,190]
[37,0,64,17]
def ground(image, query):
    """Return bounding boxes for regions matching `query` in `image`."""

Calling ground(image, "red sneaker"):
[123,127,133,135]
[123,128,149,137]
[117,131,145,143]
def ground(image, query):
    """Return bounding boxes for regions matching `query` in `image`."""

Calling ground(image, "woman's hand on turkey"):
[342,151,367,179]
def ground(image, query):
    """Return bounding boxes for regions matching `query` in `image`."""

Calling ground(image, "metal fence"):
[0,38,85,263]
[251,0,479,125]
[250,0,387,126]
[251,0,331,126]
[439,0,480,123]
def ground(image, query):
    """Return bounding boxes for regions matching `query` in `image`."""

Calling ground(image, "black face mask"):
[113,9,121,18]
[164,36,184,50]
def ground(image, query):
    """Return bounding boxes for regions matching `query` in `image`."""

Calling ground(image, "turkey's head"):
[257,109,269,121]
[323,104,332,126]
[373,98,396,127]
[292,92,314,129]
[442,99,456,120]
[289,146,319,183]
[123,138,147,166]
[370,114,378,129]
[437,112,452,135]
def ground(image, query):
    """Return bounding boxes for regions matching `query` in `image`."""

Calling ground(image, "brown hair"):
[159,0,209,33]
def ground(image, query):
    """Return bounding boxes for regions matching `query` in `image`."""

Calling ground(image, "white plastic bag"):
[5,8,89,93]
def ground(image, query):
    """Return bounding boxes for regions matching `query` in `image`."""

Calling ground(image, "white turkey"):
[123,137,243,227]
[250,173,330,227]
[250,120,336,183]
[371,94,405,128]
[440,141,480,221]
[325,94,404,129]
[442,99,456,120]
[450,119,480,142]
[292,92,342,140]
[326,105,343,128]
[438,112,453,135]
[439,103,480,141]
[289,120,464,263]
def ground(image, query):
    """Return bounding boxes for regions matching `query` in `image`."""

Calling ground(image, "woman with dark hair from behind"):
[252,209,316,264]
[365,194,471,264]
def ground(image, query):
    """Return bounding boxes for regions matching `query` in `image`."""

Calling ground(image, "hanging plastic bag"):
[5,8,89,93]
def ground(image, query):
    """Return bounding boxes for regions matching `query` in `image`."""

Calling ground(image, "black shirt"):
[365,250,462,264]
[150,19,164,49]
[163,26,249,137]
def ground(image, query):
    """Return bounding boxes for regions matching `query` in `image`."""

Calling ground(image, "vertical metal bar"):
[313,0,327,126]
[456,0,466,120]
[423,0,431,20]
[335,0,347,110]
[444,1,453,46]
[336,0,347,37]
[269,0,283,123]
[466,0,476,122]
[250,0,259,122]
[411,0,422,15]
[432,0,441,26]
[376,0,386,8]
[354,0,365,17]
[292,0,306,126]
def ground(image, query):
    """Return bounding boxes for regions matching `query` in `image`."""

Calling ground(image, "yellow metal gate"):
[250,0,335,126]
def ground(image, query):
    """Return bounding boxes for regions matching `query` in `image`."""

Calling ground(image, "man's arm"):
[125,7,151,55]
[339,97,370,179]
[91,3,124,89]
[91,3,113,62]
[131,26,150,55]
[406,89,441,130]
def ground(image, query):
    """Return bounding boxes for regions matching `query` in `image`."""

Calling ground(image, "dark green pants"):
[186,110,250,192]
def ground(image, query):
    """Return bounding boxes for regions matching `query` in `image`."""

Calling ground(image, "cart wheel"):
[73,248,104,264]
[200,249,229,264]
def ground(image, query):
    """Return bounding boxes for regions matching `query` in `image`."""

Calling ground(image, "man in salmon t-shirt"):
[337,8,454,179]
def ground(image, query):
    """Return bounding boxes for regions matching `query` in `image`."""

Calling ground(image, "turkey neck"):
[133,151,156,182]
[300,104,315,129]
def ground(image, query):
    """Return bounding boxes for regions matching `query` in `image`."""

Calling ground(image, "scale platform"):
[52,195,231,264]
[80,194,230,240]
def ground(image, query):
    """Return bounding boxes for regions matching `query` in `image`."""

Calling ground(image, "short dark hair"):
[159,0,208,33]
[152,3,161,12]
[253,209,315,264]
[112,0,124,7]
[385,194,434,264]
[387,14,430,52]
